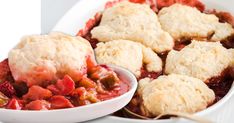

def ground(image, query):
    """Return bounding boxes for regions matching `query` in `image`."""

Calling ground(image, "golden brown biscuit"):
[8,32,94,86]
[91,1,174,53]
[138,74,215,116]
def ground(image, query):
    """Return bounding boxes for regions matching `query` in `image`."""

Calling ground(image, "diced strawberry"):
[0,81,16,98]
[50,95,74,109]
[47,85,60,95]
[6,98,23,110]
[23,85,52,101]
[47,75,75,95]
[0,92,9,107]
[25,100,51,110]
[78,76,97,88]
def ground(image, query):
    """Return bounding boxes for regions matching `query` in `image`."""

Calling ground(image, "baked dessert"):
[165,41,232,83]
[158,4,234,42]
[138,74,215,117]
[95,40,162,77]
[76,0,234,120]
[91,1,174,53]
[0,32,130,110]
[8,32,95,86]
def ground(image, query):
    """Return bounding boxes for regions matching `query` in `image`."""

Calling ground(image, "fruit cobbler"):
[0,32,129,110]
[77,0,234,118]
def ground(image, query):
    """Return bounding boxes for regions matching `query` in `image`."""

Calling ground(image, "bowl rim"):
[0,65,138,114]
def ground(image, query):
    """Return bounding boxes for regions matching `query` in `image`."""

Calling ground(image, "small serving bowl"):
[52,0,234,123]
[0,65,138,123]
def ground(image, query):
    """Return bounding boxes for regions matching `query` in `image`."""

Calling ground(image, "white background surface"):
[41,0,79,34]
[0,0,41,60]
[0,0,233,122]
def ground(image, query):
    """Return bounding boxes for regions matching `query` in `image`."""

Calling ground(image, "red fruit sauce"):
[0,59,130,110]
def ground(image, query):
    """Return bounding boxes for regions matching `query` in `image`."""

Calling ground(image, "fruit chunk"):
[89,66,120,89]
[78,77,97,88]
[25,100,51,110]
[72,87,100,105]
[0,59,13,83]
[129,0,145,3]
[0,92,9,107]
[50,95,74,109]
[0,81,16,98]
[12,82,28,97]
[23,85,52,101]
[6,98,23,110]
[47,75,75,95]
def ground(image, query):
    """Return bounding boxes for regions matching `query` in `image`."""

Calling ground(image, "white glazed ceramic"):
[0,65,137,123]
[52,0,234,123]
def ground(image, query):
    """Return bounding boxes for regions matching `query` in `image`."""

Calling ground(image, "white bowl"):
[0,65,137,123]
[52,0,234,123]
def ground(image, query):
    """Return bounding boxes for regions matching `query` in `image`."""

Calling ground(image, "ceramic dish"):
[52,0,234,122]
[0,65,137,123]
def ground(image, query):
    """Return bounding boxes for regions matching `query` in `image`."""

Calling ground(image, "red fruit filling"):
[0,58,128,110]
[6,98,23,110]
[47,75,75,95]
[25,100,51,110]
[50,95,74,109]
[0,81,16,98]
[23,85,52,101]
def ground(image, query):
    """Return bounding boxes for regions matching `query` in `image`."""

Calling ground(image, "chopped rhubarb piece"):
[192,0,205,12]
[23,85,52,101]
[99,72,120,89]
[0,92,9,107]
[25,100,51,110]
[213,11,234,27]
[78,76,97,88]
[72,87,87,99]
[0,81,16,98]
[89,66,108,80]
[129,0,145,3]
[47,75,75,95]
[6,98,23,110]
[50,95,74,109]
[77,12,102,37]
[72,87,99,104]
